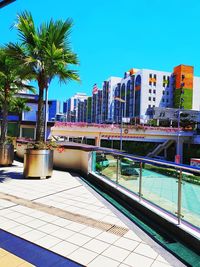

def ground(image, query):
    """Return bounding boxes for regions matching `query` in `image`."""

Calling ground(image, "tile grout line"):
[31,185,83,201]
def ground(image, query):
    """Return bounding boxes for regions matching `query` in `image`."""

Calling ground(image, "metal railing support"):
[116,156,120,184]
[176,168,183,225]
[138,162,143,200]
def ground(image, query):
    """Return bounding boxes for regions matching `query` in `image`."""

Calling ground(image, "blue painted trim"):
[0,229,83,267]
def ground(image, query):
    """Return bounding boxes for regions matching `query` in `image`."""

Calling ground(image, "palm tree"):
[7,11,80,142]
[0,47,34,144]
[11,97,31,137]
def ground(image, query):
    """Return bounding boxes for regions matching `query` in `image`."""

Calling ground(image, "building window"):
[153,74,157,86]
[166,99,169,103]
[149,89,152,93]
[162,99,165,102]
[148,104,151,108]
[149,74,152,85]
[163,91,165,95]
[153,89,156,94]
[166,91,169,95]
[153,105,155,108]
[153,97,156,101]
[148,97,151,101]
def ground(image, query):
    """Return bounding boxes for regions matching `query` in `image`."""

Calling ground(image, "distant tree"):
[11,98,31,136]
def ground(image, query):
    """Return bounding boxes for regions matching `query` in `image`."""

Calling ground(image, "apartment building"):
[63,64,200,125]
[63,93,88,122]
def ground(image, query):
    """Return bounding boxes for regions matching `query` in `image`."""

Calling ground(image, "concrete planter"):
[23,149,53,179]
[0,144,14,166]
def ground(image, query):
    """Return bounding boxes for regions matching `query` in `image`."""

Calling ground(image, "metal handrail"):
[95,147,200,174]
[93,147,200,228]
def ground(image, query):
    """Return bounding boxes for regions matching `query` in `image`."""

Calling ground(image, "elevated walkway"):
[51,122,193,146]
[0,161,184,266]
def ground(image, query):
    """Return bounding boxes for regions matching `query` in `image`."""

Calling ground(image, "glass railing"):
[91,150,200,230]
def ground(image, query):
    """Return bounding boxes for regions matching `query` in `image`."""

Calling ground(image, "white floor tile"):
[51,240,79,256]
[68,247,98,266]
[118,264,132,267]
[38,223,61,234]
[4,211,22,220]
[21,229,46,242]
[14,215,34,224]
[124,252,154,267]
[26,219,47,229]
[66,222,86,232]
[51,228,75,239]
[151,261,171,267]
[88,255,119,267]
[0,220,19,230]
[66,232,91,246]
[123,230,142,242]
[102,245,130,262]
[96,231,120,244]
[83,238,110,254]
[53,218,72,227]
[134,243,158,259]
[114,237,139,251]
[80,226,103,238]
[8,225,32,235]
[35,235,61,248]
[38,214,58,223]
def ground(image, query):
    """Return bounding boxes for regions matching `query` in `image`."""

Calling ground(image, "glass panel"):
[117,156,140,195]
[142,163,178,215]
[93,152,117,182]
[181,170,200,229]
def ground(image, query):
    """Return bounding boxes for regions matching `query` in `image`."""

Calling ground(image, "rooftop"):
[0,161,186,266]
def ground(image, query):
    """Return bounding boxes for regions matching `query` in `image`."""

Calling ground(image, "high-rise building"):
[86,97,92,123]
[92,87,102,123]
[101,77,122,123]
[77,99,87,122]
[63,93,88,122]
[63,64,200,125]
[48,100,60,121]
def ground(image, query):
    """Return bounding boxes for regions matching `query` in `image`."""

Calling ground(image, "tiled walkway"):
[0,161,186,267]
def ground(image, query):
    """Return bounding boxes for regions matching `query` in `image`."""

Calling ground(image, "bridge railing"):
[91,148,200,232]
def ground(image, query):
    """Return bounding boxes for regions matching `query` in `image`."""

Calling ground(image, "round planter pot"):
[23,149,53,179]
[0,144,14,166]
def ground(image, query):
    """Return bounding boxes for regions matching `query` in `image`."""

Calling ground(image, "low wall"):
[16,141,95,175]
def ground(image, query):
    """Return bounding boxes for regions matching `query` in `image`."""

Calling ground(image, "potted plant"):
[23,141,56,179]
[7,11,80,178]
[0,48,34,166]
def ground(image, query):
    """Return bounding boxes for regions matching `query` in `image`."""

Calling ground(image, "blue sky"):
[1,0,200,103]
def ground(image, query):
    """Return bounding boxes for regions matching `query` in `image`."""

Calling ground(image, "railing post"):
[116,156,120,184]
[138,161,143,200]
[176,168,183,225]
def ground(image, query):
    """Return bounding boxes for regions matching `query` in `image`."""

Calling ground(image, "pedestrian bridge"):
[51,122,194,146]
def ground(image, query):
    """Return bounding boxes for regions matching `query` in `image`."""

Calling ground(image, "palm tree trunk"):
[36,88,44,141]
[0,101,8,144]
